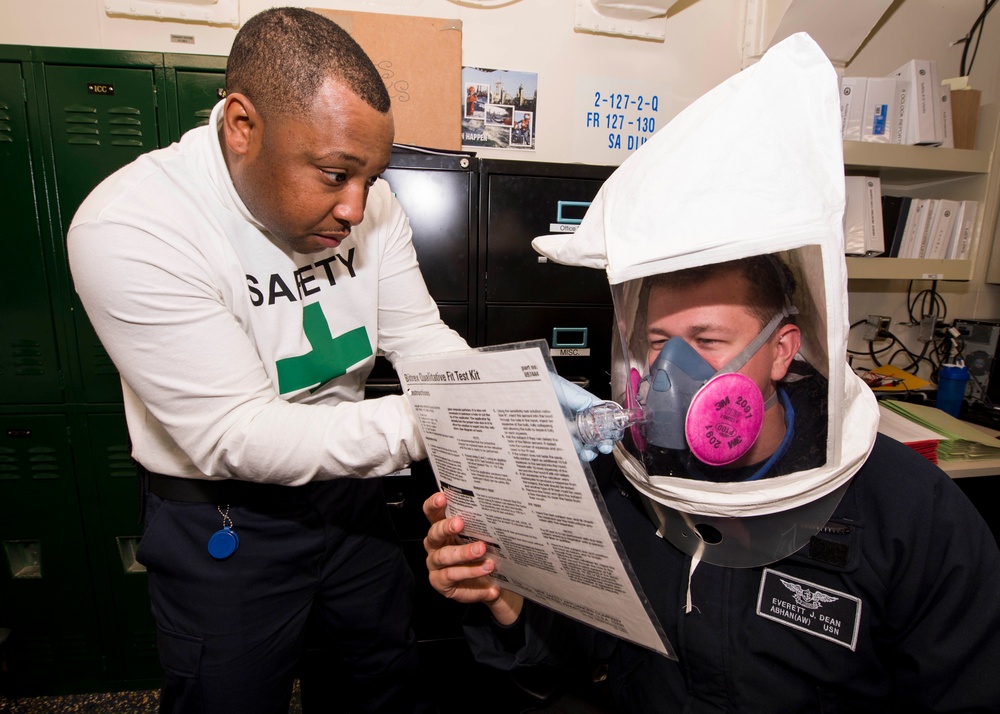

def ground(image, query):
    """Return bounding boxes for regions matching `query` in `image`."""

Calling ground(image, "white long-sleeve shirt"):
[68,102,468,485]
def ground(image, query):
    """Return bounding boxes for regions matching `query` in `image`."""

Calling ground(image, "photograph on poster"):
[511,110,534,149]
[462,66,537,150]
[486,104,513,126]
[465,82,488,119]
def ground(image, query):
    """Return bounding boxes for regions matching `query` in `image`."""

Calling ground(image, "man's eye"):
[323,170,348,183]
[366,174,381,187]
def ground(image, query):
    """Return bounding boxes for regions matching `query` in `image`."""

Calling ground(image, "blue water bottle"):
[936,362,970,418]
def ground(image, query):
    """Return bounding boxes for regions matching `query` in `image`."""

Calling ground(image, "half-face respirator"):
[578,310,792,467]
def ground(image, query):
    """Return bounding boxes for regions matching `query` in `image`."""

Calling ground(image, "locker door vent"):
[0,445,55,480]
[9,338,49,377]
[61,104,146,148]
[28,446,59,479]
[63,104,99,146]
[89,343,119,376]
[108,106,144,147]
[0,446,15,480]
[0,100,12,143]
[105,444,134,479]
[192,106,213,128]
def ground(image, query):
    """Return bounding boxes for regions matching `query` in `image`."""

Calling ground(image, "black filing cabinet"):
[479,159,616,399]
[371,153,617,714]
[371,155,617,673]
[375,149,480,651]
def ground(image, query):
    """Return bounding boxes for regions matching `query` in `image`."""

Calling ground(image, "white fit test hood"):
[534,33,879,569]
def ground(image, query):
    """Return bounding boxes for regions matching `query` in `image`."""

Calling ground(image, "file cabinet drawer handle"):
[552,327,588,348]
[556,200,591,225]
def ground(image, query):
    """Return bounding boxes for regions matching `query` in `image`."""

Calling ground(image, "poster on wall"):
[462,67,537,151]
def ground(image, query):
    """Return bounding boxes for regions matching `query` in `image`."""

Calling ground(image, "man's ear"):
[221,93,258,156]
[770,323,801,381]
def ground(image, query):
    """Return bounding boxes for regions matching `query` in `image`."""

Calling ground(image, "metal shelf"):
[846,257,973,281]
[843,141,989,184]
[844,142,988,281]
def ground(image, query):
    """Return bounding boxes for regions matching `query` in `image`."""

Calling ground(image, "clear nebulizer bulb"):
[576,401,646,448]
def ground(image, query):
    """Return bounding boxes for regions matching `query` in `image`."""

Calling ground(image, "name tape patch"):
[756,568,861,651]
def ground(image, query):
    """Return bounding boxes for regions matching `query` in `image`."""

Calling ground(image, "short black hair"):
[225,7,391,120]
[649,255,796,330]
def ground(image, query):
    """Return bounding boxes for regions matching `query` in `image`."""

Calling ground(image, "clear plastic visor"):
[608,251,835,566]
[612,253,829,482]
[612,246,841,567]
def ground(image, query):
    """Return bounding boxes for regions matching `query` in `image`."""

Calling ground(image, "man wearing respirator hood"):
[422,33,1000,712]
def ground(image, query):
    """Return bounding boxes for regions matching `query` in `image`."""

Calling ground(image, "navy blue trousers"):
[137,477,434,714]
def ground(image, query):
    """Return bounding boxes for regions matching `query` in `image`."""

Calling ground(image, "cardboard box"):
[950,88,981,150]
[309,8,463,150]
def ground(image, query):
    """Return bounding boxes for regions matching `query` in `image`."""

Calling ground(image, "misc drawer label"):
[550,348,591,357]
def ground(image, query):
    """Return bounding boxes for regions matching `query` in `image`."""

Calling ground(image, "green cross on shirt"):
[275,302,372,393]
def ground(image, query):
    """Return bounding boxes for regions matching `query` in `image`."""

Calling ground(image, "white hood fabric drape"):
[533,33,879,526]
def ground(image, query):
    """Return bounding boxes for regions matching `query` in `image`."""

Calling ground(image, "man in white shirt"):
[68,7,466,712]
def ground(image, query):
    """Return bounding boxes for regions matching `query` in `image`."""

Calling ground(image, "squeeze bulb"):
[576,401,645,447]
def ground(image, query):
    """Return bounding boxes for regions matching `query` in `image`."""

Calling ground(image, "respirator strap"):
[717,307,797,376]
[744,388,794,481]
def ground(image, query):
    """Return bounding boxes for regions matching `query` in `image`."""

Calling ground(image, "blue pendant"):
[208,526,239,560]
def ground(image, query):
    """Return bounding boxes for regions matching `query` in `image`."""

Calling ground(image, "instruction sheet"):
[397,341,673,657]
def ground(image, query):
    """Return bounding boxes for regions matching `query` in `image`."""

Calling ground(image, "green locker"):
[0,413,105,694]
[32,49,165,405]
[82,412,160,685]
[0,44,239,695]
[163,53,227,142]
[0,56,64,405]
[40,62,161,232]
